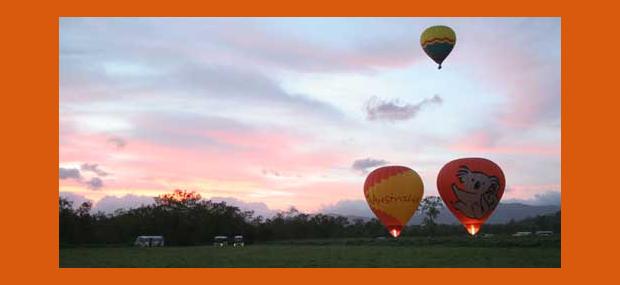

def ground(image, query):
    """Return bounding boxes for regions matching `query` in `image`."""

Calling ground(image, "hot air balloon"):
[420,25,456,69]
[364,166,424,237]
[437,158,505,235]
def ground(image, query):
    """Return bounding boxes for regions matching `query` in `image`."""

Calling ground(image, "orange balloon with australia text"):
[437,158,506,236]
[364,166,424,238]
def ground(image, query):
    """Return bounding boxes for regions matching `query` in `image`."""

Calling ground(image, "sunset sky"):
[59,17,561,215]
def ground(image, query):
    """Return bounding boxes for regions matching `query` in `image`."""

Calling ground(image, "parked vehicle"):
[233,235,245,247]
[134,235,165,247]
[512,231,533,237]
[535,231,554,237]
[213,236,228,247]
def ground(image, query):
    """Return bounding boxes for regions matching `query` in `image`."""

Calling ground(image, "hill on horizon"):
[337,203,560,225]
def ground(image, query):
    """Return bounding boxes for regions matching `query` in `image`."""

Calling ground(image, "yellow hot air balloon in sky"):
[364,166,424,237]
[420,25,456,69]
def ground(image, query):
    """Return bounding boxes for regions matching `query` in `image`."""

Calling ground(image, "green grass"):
[59,237,560,268]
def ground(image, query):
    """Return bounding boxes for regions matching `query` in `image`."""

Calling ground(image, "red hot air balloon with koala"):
[437,158,505,235]
[364,166,424,238]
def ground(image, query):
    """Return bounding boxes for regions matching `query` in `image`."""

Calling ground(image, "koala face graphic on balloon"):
[451,166,500,219]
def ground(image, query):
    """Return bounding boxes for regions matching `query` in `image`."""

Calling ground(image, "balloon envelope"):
[437,158,505,235]
[364,166,424,237]
[420,25,456,69]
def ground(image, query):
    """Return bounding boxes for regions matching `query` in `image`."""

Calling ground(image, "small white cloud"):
[75,115,133,133]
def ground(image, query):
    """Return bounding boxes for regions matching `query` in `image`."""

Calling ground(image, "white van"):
[535,231,554,237]
[512,231,533,237]
[233,235,245,247]
[213,236,228,247]
[134,236,165,247]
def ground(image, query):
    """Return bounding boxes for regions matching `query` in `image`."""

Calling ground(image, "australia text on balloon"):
[365,193,422,206]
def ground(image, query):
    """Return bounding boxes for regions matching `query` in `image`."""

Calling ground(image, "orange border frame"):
[3,0,618,283]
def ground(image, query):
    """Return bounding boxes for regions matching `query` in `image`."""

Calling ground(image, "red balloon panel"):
[437,158,505,235]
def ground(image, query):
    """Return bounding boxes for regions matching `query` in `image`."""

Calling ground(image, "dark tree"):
[59,190,560,246]
[154,189,202,208]
[419,196,444,235]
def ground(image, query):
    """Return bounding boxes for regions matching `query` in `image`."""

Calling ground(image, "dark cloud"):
[320,199,373,218]
[60,165,106,190]
[351,158,389,174]
[59,168,81,180]
[108,137,127,149]
[365,95,442,122]
[80,163,109,177]
[85,177,103,190]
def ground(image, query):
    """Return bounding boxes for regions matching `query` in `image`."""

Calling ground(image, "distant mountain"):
[328,203,560,225]
[409,203,560,225]
[483,203,560,224]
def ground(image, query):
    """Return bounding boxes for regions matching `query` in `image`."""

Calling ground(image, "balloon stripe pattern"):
[363,166,411,195]
[420,25,456,69]
[364,166,424,237]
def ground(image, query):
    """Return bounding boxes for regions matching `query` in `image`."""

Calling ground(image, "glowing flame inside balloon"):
[390,228,401,238]
[466,224,480,236]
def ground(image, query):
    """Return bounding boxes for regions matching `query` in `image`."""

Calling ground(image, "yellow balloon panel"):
[365,170,424,225]
[420,25,456,47]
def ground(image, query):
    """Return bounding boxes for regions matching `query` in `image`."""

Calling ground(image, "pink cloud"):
[454,23,560,129]
[265,180,361,212]
[447,130,559,156]
[59,125,355,210]
[60,133,121,162]
[204,129,302,152]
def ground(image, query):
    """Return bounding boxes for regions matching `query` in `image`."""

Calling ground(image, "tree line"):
[60,190,560,246]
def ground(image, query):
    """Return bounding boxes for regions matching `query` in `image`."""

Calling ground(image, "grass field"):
[59,236,560,268]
